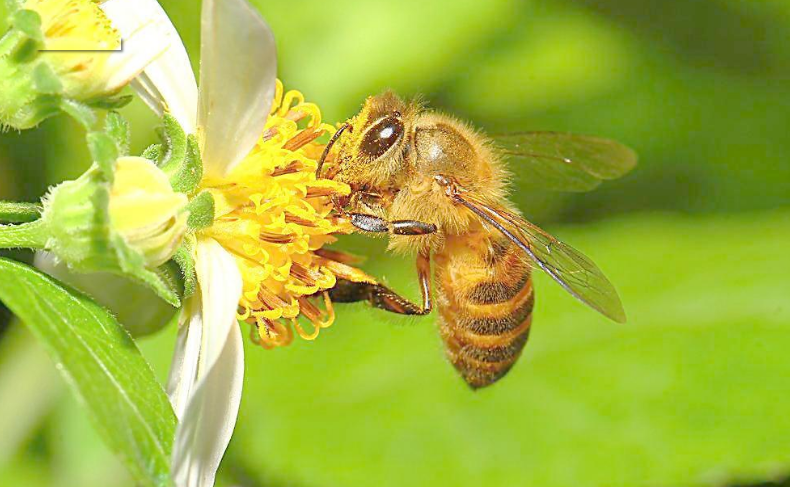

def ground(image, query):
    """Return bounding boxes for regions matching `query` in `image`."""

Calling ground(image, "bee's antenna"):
[317,123,351,179]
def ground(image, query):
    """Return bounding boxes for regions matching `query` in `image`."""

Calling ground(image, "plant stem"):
[0,201,42,223]
[0,219,48,249]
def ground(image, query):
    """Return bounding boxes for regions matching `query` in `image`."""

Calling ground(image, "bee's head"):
[326,92,420,190]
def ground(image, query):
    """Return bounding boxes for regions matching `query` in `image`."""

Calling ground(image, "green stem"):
[0,219,48,249]
[0,201,42,223]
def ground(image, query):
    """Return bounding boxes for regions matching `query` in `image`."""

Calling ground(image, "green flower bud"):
[41,155,188,306]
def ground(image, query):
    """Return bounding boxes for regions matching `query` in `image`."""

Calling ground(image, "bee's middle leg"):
[349,213,436,236]
[329,253,433,316]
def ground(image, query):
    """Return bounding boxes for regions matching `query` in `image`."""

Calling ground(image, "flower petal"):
[105,0,199,133]
[99,0,171,93]
[197,0,277,177]
[165,303,200,421]
[167,238,243,487]
[171,321,243,487]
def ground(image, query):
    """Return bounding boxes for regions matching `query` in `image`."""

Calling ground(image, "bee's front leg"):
[329,253,433,316]
[339,191,435,236]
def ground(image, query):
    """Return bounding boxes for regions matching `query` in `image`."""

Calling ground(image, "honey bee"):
[319,92,636,389]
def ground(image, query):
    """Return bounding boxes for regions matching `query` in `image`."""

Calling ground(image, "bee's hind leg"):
[329,253,433,316]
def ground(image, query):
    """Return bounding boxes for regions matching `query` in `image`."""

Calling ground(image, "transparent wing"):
[494,132,637,192]
[456,193,626,323]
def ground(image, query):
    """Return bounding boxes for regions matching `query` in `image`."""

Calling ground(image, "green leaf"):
[36,260,180,338]
[0,258,175,487]
[231,210,790,487]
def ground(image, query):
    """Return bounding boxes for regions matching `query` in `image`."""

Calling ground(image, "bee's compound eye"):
[360,116,404,160]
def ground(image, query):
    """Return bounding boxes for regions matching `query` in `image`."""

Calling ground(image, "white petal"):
[194,239,243,382]
[198,0,277,176]
[100,0,171,92]
[171,321,243,487]
[105,0,199,133]
[167,239,243,487]
[165,303,200,421]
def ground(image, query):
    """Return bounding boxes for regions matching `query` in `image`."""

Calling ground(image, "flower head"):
[128,0,393,484]
[200,81,355,348]
[127,0,390,483]
[0,0,170,128]
[25,0,121,100]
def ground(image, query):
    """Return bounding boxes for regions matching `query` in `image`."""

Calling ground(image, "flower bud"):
[0,0,169,129]
[25,0,123,100]
[44,156,188,268]
[110,157,190,266]
[41,156,188,306]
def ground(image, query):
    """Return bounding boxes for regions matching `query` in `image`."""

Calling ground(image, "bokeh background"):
[1,0,790,486]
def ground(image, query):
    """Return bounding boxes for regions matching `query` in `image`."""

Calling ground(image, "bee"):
[319,92,636,389]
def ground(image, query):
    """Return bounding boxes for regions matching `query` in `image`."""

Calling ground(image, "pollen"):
[200,81,373,349]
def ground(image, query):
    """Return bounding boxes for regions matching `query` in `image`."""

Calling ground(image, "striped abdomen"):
[434,233,535,389]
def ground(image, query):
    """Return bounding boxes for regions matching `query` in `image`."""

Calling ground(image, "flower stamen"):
[270,161,303,177]
[282,128,324,151]
[294,292,334,340]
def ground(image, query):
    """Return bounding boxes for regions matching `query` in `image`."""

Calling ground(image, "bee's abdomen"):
[435,235,535,389]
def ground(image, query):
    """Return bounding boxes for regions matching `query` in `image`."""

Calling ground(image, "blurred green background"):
[1,0,790,486]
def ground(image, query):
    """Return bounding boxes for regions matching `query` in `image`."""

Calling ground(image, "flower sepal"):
[2,8,44,61]
[0,9,59,129]
[40,114,189,307]
[170,234,197,299]
[143,114,204,194]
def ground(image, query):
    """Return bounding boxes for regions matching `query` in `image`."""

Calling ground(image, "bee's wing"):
[455,193,626,323]
[493,132,637,192]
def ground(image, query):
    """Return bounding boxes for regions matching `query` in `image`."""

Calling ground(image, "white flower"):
[130,0,276,485]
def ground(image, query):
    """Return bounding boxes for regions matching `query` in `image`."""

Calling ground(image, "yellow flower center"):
[24,0,123,99]
[200,81,372,349]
